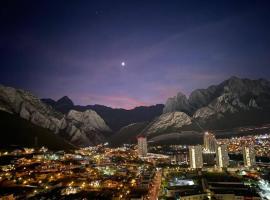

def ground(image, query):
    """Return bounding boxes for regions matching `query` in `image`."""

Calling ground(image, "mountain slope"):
[42,96,74,113]
[142,112,193,136]
[62,110,110,146]
[108,111,203,146]
[0,110,75,150]
[0,85,111,147]
[109,122,149,147]
[149,131,203,145]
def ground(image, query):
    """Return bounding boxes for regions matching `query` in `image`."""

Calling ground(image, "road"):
[146,170,162,200]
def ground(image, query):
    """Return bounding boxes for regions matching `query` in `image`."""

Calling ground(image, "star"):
[121,62,125,67]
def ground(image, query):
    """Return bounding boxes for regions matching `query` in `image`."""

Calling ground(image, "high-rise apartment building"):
[137,136,148,157]
[216,144,229,168]
[243,145,256,167]
[189,145,203,169]
[204,132,217,153]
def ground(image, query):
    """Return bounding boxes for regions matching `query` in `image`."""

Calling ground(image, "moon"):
[121,61,125,67]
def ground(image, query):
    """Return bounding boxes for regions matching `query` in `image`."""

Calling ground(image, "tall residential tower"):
[189,145,203,169]
[216,144,229,168]
[204,132,217,153]
[243,145,256,167]
[137,136,148,157]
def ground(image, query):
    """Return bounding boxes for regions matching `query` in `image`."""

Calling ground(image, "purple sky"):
[1,1,270,109]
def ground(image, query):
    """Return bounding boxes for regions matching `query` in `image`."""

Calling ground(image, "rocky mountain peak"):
[228,75,241,82]
[176,91,187,98]
[57,96,74,106]
[67,109,111,132]
[41,96,75,114]
[164,77,270,120]
[163,92,191,114]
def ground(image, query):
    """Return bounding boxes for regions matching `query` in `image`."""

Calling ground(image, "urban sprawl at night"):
[1,131,270,199]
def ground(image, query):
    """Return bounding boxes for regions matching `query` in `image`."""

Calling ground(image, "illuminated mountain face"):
[0,85,111,147]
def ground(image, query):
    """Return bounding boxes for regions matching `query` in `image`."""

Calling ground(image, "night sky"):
[1,0,270,109]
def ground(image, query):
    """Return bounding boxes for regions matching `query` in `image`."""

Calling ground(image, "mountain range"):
[1,76,270,148]
[41,97,164,131]
[110,76,270,145]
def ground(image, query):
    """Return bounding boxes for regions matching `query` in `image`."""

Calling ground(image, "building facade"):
[216,144,229,168]
[137,137,148,157]
[203,152,216,166]
[204,132,217,153]
[189,145,203,169]
[243,145,256,167]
